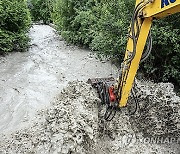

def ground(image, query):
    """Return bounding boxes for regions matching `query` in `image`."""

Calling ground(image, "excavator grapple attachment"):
[87,77,119,121]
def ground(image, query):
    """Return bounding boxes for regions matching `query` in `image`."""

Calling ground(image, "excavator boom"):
[118,0,180,107]
[88,0,180,120]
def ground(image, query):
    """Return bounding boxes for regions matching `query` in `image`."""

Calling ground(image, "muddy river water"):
[0,25,117,133]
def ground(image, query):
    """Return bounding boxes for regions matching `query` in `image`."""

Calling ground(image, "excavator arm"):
[119,0,180,107]
[88,0,180,120]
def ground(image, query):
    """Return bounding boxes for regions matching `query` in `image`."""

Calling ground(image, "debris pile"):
[129,80,180,138]
[0,80,179,154]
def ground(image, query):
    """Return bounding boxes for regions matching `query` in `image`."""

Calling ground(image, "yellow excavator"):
[88,0,180,120]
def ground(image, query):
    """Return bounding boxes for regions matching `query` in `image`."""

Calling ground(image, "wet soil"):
[0,25,179,154]
[0,81,179,154]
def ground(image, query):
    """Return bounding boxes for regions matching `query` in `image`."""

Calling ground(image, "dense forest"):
[0,0,180,89]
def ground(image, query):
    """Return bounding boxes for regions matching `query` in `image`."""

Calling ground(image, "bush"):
[52,0,134,59]
[52,0,95,44]
[90,0,134,60]
[52,0,180,88]
[0,0,31,54]
[141,13,180,88]
[29,0,53,24]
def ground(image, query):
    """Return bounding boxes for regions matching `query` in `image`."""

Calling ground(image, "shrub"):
[90,0,134,60]
[52,0,96,44]
[0,0,31,54]
[29,0,53,24]
[141,13,180,88]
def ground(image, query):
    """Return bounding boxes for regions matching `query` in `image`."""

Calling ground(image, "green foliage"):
[141,13,180,87]
[90,0,134,59]
[0,0,31,54]
[52,0,180,88]
[52,0,96,44]
[52,0,134,59]
[29,0,53,24]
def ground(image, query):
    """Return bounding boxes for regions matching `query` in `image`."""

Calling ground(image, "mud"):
[0,25,117,133]
[129,80,180,138]
[0,81,99,154]
[0,25,179,154]
[0,81,179,154]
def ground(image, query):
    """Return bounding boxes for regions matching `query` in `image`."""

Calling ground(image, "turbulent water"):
[0,25,117,133]
[0,25,179,154]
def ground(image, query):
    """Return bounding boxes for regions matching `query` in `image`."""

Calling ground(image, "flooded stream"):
[0,25,117,133]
